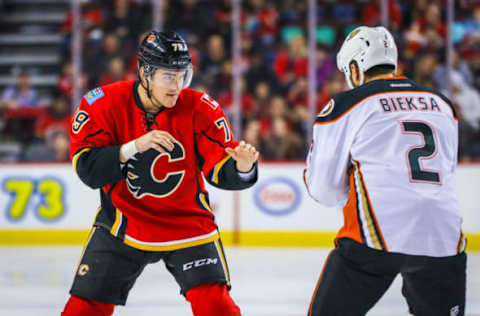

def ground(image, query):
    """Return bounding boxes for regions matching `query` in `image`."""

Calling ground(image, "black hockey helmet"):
[138,31,193,89]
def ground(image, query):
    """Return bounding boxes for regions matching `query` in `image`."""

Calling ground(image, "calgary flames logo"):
[146,34,156,43]
[126,141,186,199]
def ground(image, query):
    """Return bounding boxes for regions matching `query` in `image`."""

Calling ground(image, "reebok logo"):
[183,258,218,271]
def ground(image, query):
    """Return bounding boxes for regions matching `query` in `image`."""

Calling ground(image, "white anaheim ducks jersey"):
[304,76,465,257]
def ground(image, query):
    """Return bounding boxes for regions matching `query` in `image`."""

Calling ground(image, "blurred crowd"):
[1,0,480,162]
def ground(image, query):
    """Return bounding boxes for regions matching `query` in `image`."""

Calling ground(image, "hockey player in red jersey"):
[61,31,259,316]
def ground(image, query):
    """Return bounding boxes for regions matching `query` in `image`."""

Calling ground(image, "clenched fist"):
[225,140,260,172]
[120,130,177,163]
[134,130,176,153]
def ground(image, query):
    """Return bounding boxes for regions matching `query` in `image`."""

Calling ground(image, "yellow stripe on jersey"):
[212,155,232,185]
[214,239,231,284]
[200,193,214,213]
[353,162,384,250]
[93,206,101,224]
[72,148,91,174]
[110,209,122,237]
[123,230,220,252]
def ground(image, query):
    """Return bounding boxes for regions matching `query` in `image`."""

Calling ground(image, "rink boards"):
[0,162,479,250]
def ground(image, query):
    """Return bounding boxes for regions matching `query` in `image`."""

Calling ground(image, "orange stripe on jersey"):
[336,171,364,244]
[355,161,388,251]
[457,231,466,253]
[314,90,458,126]
[374,75,407,80]
[308,250,334,316]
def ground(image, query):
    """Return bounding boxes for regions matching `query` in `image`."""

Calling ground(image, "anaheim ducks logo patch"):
[347,28,361,40]
[317,99,335,117]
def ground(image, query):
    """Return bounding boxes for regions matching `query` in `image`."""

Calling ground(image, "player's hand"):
[135,130,176,153]
[225,140,260,172]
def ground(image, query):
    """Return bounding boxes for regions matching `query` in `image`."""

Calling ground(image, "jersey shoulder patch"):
[84,87,105,105]
[200,93,220,110]
[317,99,335,117]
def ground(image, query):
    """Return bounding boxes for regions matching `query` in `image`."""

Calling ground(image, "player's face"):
[149,69,186,108]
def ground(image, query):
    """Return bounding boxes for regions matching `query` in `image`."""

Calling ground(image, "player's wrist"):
[236,161,253,173]
[120,139,138,162]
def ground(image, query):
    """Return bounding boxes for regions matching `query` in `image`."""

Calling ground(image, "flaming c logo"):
[147,34,156,43]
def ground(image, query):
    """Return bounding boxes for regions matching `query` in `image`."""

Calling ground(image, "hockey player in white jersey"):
[304,26,466,316]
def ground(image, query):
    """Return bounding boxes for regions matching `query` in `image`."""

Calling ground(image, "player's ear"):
[349,61,360,87]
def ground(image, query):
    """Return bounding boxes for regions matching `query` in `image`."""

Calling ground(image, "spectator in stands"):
[316,45,336,89]
[260,95,293,136]
[85,33,124,87]
[210,60,232,97]
[60,2,105,57]
[362,0,402,31]
[274,34,308,86]
[243,118,262,152]
[244,53,280,94]
[413,53,438,88]
[449,72,480,160]
[433,50,475,90]
[34,94,71,140]
[22,94,71,162]
[0,70,39,109]
[104,0,144,53]
[165,0,216,41]
[98,56,134,86]
[24,128,70,162]
[246,0,279,47]
[49,129,70,162]
[57,60,87,99]
[405,3,446,56]
[262,117,304,160]
[200,34,227,88]
[254,81,271,117]
[218,77,256,121]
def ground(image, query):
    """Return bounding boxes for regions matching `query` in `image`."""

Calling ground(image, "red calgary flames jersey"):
[71,80,240,251]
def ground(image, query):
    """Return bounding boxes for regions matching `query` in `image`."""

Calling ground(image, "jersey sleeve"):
[304,98,355,207]
[193,93,257,190]
[70,91,126,189]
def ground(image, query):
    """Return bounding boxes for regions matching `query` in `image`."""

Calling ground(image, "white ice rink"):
[1,246,479,316]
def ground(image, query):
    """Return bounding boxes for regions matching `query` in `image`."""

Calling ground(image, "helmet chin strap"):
[136,64,164,111]
[139,72,164,112]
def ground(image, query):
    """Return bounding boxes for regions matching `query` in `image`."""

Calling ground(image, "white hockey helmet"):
[336,26,398,89]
